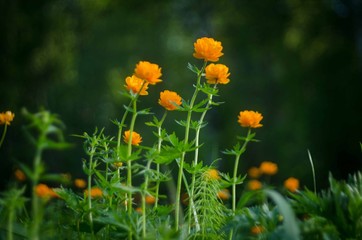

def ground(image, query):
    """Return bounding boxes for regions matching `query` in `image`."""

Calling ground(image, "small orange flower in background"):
[0,111,15,125]
[136,207,142,214]
[217,189,230,201]
[85,187,103,198]
[35,184,59,198]
[259,161,278,175]
[284,177,300,192]
[14,169,26,181]
[158,90,182,111]
[193,37,224,62]
[145,195,156,205]
[125,75,149,95]
[205,169,220,180]
[248,167,261,178]
[247,180,262,190]
[251,225,264,235]
[181,193,189,206]
[74,178,86,189]
[134,61,162,85]
[123,130,142,146]
[238,110,263,128]
[113,162,123,168]
[205,63,230,84]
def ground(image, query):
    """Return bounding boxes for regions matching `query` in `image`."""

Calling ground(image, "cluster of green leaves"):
[289,172,362,239]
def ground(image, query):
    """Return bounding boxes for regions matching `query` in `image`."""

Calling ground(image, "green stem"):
[142,159,152,238]
[7,204,14,240]
[117,101,132,160]
[126,97,139,240]
[232,128,252,213]
[188,85,217,233]
[175,61,207,230]
[87,151,95,237]
[155,111,167,208]
[30,133,45,240]
[0,124,7,149]
[117,81,147,160]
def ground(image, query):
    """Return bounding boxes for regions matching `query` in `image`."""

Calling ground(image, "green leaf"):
[187,62,200,74]
[265,189,301,240]
[40,173,71,184]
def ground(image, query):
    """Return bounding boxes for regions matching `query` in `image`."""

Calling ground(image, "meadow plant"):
[1,37,361,240]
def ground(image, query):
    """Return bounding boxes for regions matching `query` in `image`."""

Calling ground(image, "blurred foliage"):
[0,0,361,190]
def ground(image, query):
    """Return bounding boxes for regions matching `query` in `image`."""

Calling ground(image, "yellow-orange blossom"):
[205,63,230,84]
[0,111,15,125]
[123,130,142,146]
[125,75,149,95]
[238,110,263,128]
[284,177,300,192]
[193,37,224,62]
[134,61,162,85]
[158,90,182,110]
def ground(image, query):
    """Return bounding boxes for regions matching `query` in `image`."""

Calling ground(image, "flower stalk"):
[175,61,206,230]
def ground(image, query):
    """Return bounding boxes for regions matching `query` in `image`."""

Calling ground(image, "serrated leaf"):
[187,62,200,74]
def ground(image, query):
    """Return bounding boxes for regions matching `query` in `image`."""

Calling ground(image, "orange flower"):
[205,169,220,180]
[0,111,15,125]
[158,90,182,111]
[35,184,59,198]
[248,167,261,178]
[125,75,149,95]
[247,180,262,190]
[123,130,142,146]
[217,189,230,201]
[145,195,156,205]
[74,178,87,189]
[193,37,224,62]
[259,161,278,175]
[85,187,103,198]
[237,110,263,128]
[205,63,230,84]
[134,61,162,85]
[14,169,26,181]
[284,177,300,192]
[251,225,264,234]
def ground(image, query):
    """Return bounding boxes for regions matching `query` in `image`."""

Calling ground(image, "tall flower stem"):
[188,84,217,233]
[155,111,167,208]
[126,97,139,240]
[175,61,207,230]
[30,132,46,240]
[232,128,252,213]
[87,152,95,237]
[116,81,146,170]
[0,124,7,149]
[141,159,153,238]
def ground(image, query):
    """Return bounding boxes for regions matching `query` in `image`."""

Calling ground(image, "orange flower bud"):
[84,187,103,198]
[247,180,262,191]
[74,178,87,189]
[284,177,300,192]
[259,161,278,175]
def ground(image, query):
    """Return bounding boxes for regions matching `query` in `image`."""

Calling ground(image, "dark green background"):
[1,0,361,191]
